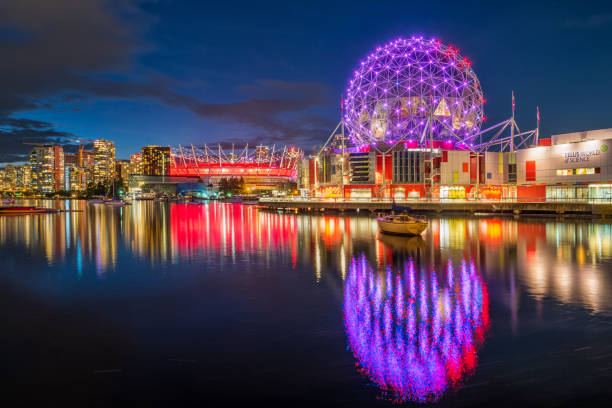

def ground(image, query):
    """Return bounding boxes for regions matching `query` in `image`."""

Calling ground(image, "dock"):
[258,198,612,217]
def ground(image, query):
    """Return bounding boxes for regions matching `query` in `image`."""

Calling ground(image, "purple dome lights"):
[344,37,485,147]
[344,255,490,402]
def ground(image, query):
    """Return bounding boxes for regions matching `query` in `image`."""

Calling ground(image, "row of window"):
[556,167,600,176]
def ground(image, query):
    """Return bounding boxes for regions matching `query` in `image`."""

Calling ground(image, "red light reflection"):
[344,256,489,402]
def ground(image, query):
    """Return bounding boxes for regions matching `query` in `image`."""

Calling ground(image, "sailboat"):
[88,195,107,204]
[104,180,127,207]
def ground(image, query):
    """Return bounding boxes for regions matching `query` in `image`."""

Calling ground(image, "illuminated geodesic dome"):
[344,37,485,147]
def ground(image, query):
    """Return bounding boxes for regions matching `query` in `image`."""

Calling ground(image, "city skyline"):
[1,3,611,405]
[1,0,612,166]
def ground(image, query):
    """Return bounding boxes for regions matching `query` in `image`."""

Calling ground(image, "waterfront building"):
[64,153,78,167]
[297,37,610,202]
[129,153,143,175]
[62,152,90,191]
[81,150,95,169]
[64,165,88,192]
[15,164,32,191]
[30,145,63,193]
[0,167,6,190]
[1,165,17,191]
[53,145,64,192]
[516,129,612,201]
[115,160,130,181]
[92,139,116,184]
[142,146,171,176]
[299,128,612,202]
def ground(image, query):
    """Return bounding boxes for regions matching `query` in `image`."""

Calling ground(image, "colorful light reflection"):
[344,255,489,403]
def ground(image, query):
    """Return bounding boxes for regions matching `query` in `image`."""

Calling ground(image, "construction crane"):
[65,138,96,167]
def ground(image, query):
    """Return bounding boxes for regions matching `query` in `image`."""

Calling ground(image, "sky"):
[0,0,611,163]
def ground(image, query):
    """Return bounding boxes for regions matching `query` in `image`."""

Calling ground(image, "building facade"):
[115,160,130,181]
[15,164,32,191]
[30,145,56,192]
[299,128,612,202]
[142,146,171,176]
[0,165,17,191]
[93,139,116,184]
[129,153,143,176]
[516,129,611,201]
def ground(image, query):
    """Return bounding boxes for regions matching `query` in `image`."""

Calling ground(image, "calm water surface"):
[1,200,611,406]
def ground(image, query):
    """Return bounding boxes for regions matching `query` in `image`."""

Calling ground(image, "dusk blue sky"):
[1,0,611,163]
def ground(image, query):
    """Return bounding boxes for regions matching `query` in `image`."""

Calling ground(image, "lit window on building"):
[556,168,599,176]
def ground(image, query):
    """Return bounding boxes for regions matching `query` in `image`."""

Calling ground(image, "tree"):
[218,177,245,196]
[85,181,108,198]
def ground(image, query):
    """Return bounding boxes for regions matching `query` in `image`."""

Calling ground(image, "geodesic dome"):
[344,37,485,147]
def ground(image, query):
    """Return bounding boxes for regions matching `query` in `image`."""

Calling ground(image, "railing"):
[259,197,612,204]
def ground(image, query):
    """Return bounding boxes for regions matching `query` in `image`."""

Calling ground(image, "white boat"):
[103,181,127,206]
[136,192,156,200]
[376,214,427,236]
[88,195,108,204]
[105,199,127,207]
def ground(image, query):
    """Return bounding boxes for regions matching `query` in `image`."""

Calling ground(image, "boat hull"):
[0,206,59,214]
[377,219,427,236]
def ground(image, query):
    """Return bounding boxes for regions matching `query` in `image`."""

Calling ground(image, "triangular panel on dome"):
[399,98,412,118]
[434,98,451,116]
[452,116,463,130]
[358,109,371,127]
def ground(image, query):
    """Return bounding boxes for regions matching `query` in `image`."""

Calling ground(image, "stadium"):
[169,143,302,192]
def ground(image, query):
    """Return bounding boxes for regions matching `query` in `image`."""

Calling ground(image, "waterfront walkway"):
[258,198,612,216]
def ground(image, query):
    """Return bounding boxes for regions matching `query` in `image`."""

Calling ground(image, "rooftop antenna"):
[536,106,540,146]
[510,91,515,152]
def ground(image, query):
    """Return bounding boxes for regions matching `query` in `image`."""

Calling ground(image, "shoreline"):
[257,199,612,217]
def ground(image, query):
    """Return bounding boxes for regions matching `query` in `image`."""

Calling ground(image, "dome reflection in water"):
[344,255,490,402]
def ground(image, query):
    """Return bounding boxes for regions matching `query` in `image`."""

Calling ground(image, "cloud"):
[0,0,148,116]
[0,117,76,163]
[56,76,335,148]
[0,0,334,154]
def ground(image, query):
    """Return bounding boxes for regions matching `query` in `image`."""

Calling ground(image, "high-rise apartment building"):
[129,153,143,175]
[53,145,64,191]
[1,165,17,190]
[64,166,88,191]
[30,145,56,192]
[0,167,8,191]
[92,139,116,184]
[82,150,95,168]
[115,160,130,181]
[16,164,32,190]
[142,146,171,176]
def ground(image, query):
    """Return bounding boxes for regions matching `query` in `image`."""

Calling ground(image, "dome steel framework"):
[344,37,485,147]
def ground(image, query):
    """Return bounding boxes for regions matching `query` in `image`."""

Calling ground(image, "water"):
[1,200,611,406]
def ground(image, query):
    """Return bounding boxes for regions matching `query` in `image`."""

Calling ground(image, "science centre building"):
[298,36,612,202]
